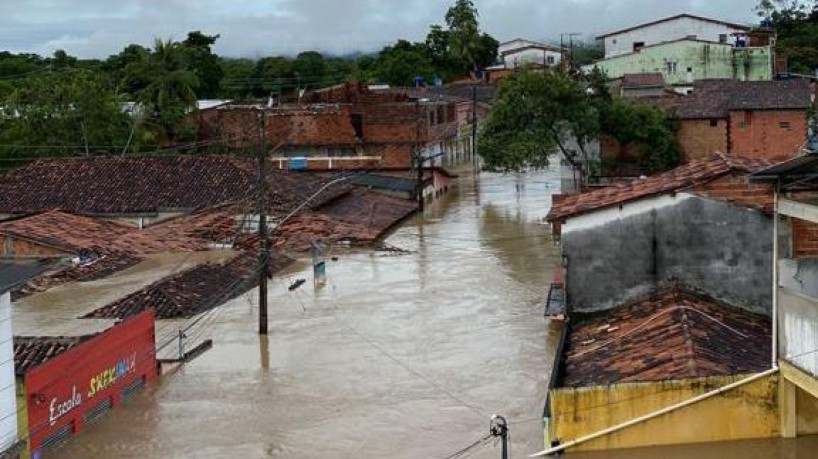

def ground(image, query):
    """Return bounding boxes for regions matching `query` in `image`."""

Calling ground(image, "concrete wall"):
[503,48,562,68]
[730,110,807,161]
[602,17,748,58]
[677,119,728,161]
[588,40,773,86]
[546,373,779,452]
[0,293,17,451]
[779,258,818,378]
[562,192,773,315]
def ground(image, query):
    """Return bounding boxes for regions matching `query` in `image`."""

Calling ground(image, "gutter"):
[529,367,779,457]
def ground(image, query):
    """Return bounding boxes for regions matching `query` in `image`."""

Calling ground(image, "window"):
[710,119,719,127]
[351,114,363,138]
[665,60,678,74]
[719,34,728,44]
[547,55,555,65]
[633,42,645,52]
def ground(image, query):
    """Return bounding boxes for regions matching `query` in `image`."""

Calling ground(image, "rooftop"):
[0,210,134,255]
[0,262,50,294]
[81,251,291,320]
[547,155,772,222]
[14,335,91,376]
[0,155,350,216]
[561,288,771,387]
[596,13,751,39]
[621,73,665,89]
[676,79,812,119]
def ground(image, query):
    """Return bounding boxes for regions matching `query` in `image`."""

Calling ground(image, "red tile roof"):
[0,155,351,216]
[546,155,773,222]
[0,210,134,254]
[14,335,94,375]
[562,288,771,387]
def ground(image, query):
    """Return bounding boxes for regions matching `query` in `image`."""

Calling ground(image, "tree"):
[478,68,680,176]
[125,38,200,144]
[445,0,481,71]
[182,31,224,98]
[754,1,818,73]
[0,69,132,158]
[373,40,434,85]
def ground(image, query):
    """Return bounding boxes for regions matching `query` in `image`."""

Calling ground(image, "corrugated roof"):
[547,155,773,222]
[0,263,50,294]
[561,288,770,387]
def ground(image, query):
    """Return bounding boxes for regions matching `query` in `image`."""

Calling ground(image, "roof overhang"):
[749,154,818,190]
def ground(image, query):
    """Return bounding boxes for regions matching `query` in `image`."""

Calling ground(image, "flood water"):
[44,168,818,458]
[48,169,562,459]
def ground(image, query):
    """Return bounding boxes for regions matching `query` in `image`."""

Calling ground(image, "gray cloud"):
[0,0,758,58]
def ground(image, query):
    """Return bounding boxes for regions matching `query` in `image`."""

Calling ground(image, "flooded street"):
[48,170,562,459]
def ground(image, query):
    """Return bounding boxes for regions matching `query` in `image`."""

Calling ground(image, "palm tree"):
[133,39,199,144]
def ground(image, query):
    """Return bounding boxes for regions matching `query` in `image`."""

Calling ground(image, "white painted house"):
[597,13,751,59]
[498,39,563,69]
[0,291,16,454]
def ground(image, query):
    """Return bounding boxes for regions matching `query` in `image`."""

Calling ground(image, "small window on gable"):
[633,42,645,52]
[719,34,728,44]
[710,119,719,127]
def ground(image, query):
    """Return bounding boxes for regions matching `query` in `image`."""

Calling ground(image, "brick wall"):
[677,119,729,161]
[792,218,818,258]
[692,173,774,212]
[729,109,807,161]
[2,236,66,258]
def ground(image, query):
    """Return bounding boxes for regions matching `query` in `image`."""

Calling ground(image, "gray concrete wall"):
[562,195,773,315]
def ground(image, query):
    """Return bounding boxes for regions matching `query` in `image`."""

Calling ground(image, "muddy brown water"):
[44,170,818,458]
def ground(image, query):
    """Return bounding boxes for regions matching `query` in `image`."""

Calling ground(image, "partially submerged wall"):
[546,373,779,452]
[562,192,773,315]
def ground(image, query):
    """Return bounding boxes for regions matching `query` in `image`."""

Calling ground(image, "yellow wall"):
[547,374,779,452]
[16,379,29,459]
[796,386,818,435]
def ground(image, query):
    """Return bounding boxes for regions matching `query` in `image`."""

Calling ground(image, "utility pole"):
[256,109,270,335]
[471,85,478,175]
[490,415,509,459]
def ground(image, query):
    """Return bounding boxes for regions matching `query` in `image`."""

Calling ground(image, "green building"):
[585,38,773,87]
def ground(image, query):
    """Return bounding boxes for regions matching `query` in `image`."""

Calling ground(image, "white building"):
[497,39,563,69]
[597,13,751,59]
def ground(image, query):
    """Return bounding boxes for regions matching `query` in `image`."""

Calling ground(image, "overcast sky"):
[0,0,759,59]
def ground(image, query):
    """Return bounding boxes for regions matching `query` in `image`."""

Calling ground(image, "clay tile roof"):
[0,155,351,216]
[622,73,665,88]
[561,288,771,387]
[14,335,95,375]
[0,210,135,254]
[677,79,812,119]
[546,155,773,222]
[82,251,292,320]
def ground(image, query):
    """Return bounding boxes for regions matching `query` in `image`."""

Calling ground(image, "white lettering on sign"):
[48,386,82,426]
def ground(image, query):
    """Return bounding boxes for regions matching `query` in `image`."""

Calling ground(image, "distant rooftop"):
[677,79,812,119]
[596,13,751,39]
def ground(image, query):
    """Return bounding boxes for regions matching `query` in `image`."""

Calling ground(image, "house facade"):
[597,13,751,59]
[586,38,774,87]
[498,39,563,69]
[676,79,812,161]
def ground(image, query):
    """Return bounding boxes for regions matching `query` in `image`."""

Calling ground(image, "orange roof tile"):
[562,288,770,387]
[546,155,773,222]
[0,210,134,254]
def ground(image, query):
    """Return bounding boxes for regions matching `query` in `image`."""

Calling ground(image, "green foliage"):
[756,1,818,74]
[373,40,434,86]
[182,31,224,98]
[479,69,681,175]
[445,0,481,71]
[125,38,200,144]
[600,97,681,173]
[0,69,132,158]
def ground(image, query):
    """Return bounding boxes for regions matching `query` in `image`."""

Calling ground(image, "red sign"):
[24,311,157,453]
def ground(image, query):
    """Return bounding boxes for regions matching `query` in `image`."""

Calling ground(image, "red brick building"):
[676,79,812,162]
[201,83,473,172]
